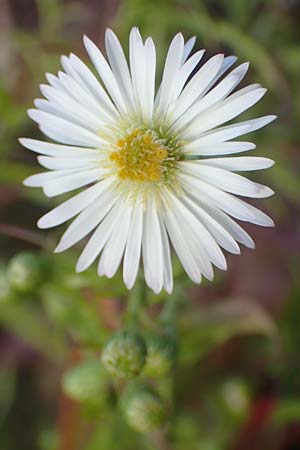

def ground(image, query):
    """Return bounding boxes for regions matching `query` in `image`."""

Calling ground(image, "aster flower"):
[21,27,276,294]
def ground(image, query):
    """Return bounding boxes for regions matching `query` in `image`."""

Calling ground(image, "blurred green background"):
[1,0,300,449]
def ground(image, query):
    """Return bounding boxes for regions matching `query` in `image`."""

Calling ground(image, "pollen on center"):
[109,128,169,182]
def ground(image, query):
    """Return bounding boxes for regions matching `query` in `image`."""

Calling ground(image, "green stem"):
[159,285,183,329]
[125,274,148,329]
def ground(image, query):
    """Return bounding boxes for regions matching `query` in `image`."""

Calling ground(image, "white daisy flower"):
[21,27,276,294]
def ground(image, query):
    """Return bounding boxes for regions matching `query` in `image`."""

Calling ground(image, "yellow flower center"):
[109,128,170,182]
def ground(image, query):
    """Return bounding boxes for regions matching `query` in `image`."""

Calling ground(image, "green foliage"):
[179,298,276,365]
[272,398,300,425]
[0,263,12,304]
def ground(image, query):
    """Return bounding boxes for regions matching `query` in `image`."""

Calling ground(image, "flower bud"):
[42,287,73,324]
[120,383,168,433]
[7,252,48,293]
[143,333,178,378]
[62,359,108,405]
[220,379,250,417]
[101,330,147,379]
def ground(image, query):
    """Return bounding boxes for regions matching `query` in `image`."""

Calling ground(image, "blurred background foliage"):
[0,0,300,449]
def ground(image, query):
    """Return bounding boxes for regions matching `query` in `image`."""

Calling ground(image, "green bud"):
[62,359,108,404]
[220,379,250,417]
[0,263,11,303]
[7,252,48,293]
[120,383,168,433]
[101,330,147,379]
[42,287,72,324]
[143,333,178,378]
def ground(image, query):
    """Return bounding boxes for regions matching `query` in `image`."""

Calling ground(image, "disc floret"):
[109,127,182,183]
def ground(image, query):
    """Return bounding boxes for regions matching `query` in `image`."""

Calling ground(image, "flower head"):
[21,27,276,294]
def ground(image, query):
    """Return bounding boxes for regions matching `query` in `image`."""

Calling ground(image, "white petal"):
[39,84,104,130]
[76,198,127,272]
[197,156,275,171]
[183,196,240,255]
[105,29,135,112]
[228,83,261,99]
[142,194,164,294]
[98,201,132,278]
[164,199,214,280]
[179,162,274,198]
[169,54,224,123]
[55,186,118,253]
[219,55,238,75]
[163,204,201,283]
[172,62,249,131]
[144,37,156,123]
[34,98,104,135]
[68,53,119,120]
[123,198,143,289]
[184,141,256,155]
[166,191,227,272]
[179,172,274,227]
[28,109,104,147]
[184,115,277,146]
[129,28,146,121]
[128,32,156,123]
[129,34,157,124]
[183,87,267,139]
[37,156,97,171]
[182,36,196,63]
[19,138,103,158]
[34,99,67,119]
[168,49,205,106]
[171,73,238,132]
[158,215,173,294]
[42,168,102,197]
[39,124,88,146]
[46,73,64,90]
[83,35,127,115]
[60,54,88,90]
[37,180,109,229]
[57,71,113,121]
[202,55,238,95]
[23,169,70,187]
[192,201,255,249]
[155,33,184,118]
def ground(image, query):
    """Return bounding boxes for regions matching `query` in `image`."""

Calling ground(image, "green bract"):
[101,330,147,379]
[120,383,168,433]
[143,333,178,378]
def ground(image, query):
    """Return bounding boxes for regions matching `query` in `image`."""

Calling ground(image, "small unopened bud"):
[143,333,178,378]
[101,330,147,378]
[8,252,48,293]
[120,383,168,433]
[62,359,108,404]
[220,379,250,417]
[42,287,72,324]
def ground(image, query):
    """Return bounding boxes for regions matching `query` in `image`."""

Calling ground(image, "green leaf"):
[179,298,276,364]
[0,302,66,361]
[272,398,300,425]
